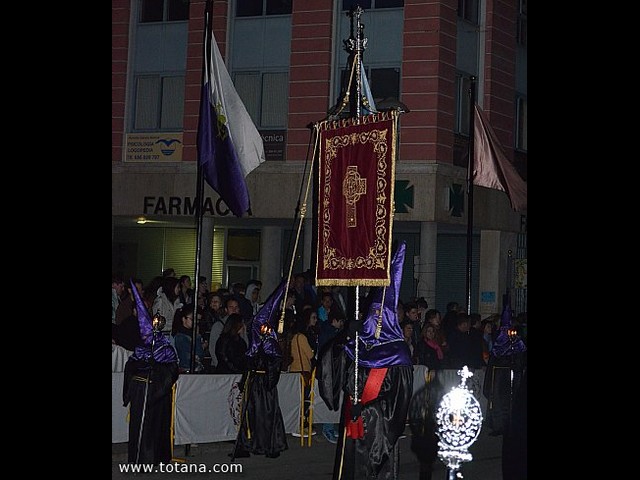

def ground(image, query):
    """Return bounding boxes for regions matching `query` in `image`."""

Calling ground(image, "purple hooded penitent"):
[129,279,178,364]
[491,293,526,357]
[246,279,287,359]
[345,241,412,368]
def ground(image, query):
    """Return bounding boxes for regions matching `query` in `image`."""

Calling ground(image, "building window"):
[339,66,400,107]
[369,68,401,101]
[234,71,289,129]
[133,75,185,131]
[516,95,527,152]
[139,0,189,23]
[236,0,292,17]
[342,1,404,10]
[457,0,479,25]
[517,0,527,46]
[227,229,261,261]
[226,228,261,287]
[454,74,475,135]
[112,226,220,290]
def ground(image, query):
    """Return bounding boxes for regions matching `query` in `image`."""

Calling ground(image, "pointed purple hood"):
[246,280,286,358]
[491,293,526,357]
[345,241,412,368]
[130,279,178,364]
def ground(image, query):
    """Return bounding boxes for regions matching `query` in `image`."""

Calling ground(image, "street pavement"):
[112,423,504,479]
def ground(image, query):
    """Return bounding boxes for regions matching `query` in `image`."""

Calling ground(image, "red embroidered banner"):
[315,112,397,286]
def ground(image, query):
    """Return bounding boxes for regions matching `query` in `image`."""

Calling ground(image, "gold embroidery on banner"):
[321,126,390,271]
[342,166,367,228]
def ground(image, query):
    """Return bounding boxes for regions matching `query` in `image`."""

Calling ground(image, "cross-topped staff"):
[435,365,484,480]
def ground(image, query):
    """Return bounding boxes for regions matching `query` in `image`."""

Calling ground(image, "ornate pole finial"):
[345,5,368,122]
[457,365,473,388]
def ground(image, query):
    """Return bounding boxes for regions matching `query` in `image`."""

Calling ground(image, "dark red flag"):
[316,112,398,286]
[473,104,527,212]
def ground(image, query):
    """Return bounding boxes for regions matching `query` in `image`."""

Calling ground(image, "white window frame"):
[132,74,185,132]
[457,0,479,25]
[138,0,190,23]
[515,95,527,152]
[454,73,474,135]
[233,71,289,129]
[517,0,527,46]
[235,0,292,17]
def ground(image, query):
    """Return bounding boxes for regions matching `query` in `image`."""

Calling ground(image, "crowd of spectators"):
[112,270,528,377]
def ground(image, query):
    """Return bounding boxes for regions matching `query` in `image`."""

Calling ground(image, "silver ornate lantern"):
[435,366,483,479]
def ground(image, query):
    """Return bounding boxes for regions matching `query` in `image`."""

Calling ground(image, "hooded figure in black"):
[231,280,288,459]
[319,241,413,480]
[482,293,527,436]
[482,293,527,479]
[407,373,444,480]
[123,279,179,465]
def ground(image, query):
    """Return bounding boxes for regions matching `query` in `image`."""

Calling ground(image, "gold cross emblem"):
[342,165,367,228]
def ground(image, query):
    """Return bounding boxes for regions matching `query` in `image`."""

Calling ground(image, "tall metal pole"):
[344,5,366,322]
[347,5,365,123]
[190,163,205,372]
[465,76,477,315]
[344,2,367,411]
[190,0,213,373]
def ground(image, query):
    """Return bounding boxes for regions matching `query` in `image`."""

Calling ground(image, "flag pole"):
[344,2,365,411]
[190,0,214,373]
[465,76,477,315]
[349,5,364,123]
[344,4,365,322]
[190,160,205,372]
